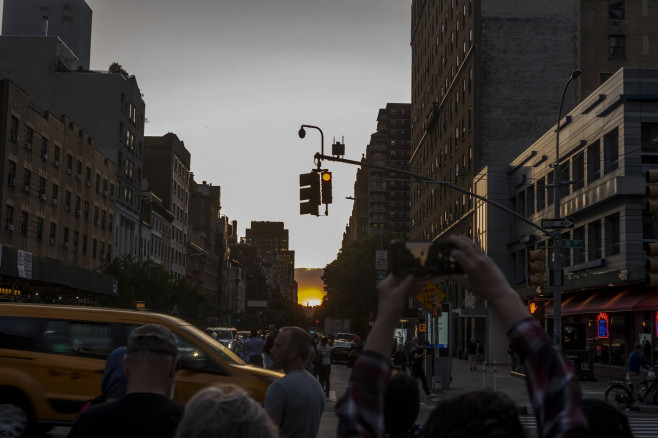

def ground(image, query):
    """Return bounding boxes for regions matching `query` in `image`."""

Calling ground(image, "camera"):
[390,239,463,277]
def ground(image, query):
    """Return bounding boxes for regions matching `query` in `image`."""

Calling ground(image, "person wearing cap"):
[68,324,183,438]
[627,342,655,406]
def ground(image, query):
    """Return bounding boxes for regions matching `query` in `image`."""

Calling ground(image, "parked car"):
[205,327,239,353]
[335,332,357,343]
[330,340,353,364]
[0,303,283,437]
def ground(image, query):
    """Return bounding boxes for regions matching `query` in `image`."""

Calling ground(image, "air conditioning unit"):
[23,185,30,193]
[63,242,68,248]
[100,254,106,260]
[8,178,16,186]
[50,237,55,245]
[54,160,59,167]
[66,169,72,175]
[7,224,14,231]
[52,199,58,206]
[26,142,32,150]
[86,180,91,187]
[75,210,81,216]
[42,153,48,160]
[40,193,47,201]
[103,190,108,198]
[11,133,20,142]
[76,174,82,181]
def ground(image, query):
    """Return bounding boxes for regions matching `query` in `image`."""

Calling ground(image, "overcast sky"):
[1,0,412,268]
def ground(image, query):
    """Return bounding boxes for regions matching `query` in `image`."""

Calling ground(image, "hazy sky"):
[1,0,412,268]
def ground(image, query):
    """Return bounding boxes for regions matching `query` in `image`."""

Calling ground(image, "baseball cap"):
[127,324,178,356]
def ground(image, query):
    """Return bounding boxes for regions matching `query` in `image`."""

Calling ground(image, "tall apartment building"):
[244,221,296,302]
[139,180,173,265]
[410,0,658,357]
[1,0,146,262]
[343,103,412,247]
[1,79,116,299]
[186,177,221,310]
[143,133,191,280]
[2,0,92,69]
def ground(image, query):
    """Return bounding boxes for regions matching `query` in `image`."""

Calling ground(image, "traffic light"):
[528,300,545,318]
[299,171,320,215]
[321,171,333,204]
[528,249,546,286]
[645,242,658,287]
[647,169,658,213]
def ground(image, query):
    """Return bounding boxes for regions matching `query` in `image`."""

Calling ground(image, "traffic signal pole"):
[313,152,553,237]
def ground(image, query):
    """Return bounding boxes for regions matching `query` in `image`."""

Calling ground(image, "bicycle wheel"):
[604,384,633,409]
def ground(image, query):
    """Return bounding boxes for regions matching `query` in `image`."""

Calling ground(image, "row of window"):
[2,206,112,258]
[514,128,620,217]
[4,203,113,234]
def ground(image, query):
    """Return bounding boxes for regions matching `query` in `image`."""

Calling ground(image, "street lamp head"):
[298,127,306,139]
[571,69,582,81]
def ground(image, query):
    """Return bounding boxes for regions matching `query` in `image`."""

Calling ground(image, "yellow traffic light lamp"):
[321,171,333,204]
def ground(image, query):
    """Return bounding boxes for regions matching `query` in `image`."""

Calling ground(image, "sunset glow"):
[296,268,325,307]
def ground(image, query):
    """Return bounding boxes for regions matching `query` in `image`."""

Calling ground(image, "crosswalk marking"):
[519,414,658,438]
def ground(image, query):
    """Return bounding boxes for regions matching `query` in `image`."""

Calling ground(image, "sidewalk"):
[427,357,658,415]
[428,358,532,414]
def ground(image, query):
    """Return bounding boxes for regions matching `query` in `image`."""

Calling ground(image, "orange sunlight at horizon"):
[296,268,325,307]
[298,287,325,307]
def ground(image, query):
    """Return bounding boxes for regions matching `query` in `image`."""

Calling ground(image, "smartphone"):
[390,239,463,277]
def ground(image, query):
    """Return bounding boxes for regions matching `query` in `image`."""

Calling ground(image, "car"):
[0,303,283,437]
[335,332,357,343]
[330,340,354,364]
[205,327,239,353]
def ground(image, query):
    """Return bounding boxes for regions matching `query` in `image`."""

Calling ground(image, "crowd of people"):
[68,235,643,438]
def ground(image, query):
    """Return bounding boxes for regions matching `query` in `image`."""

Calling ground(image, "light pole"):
[552,68,581,349]
[298,125,324,168]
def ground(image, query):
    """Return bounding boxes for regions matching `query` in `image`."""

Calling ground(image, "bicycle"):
[604,367,658,409]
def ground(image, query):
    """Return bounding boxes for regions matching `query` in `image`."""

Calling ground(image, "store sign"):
[597,312,609,339]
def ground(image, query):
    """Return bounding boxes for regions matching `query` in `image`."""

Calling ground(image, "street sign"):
[563,239,584,248]
[375,250,387,270]
[416,282,446,313]
[541,218,575,229]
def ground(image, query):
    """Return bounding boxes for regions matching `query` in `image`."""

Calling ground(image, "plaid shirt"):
[336,350,391,438]
[508,318,588,438]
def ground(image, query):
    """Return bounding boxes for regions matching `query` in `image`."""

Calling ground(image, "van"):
[205,327,239,353]
[0,303,283,436]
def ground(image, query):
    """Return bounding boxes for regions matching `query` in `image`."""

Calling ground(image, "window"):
[10,116,19,141]
[23,169,31,189]
[642,123,658,153]
[609,1,625,19]
[5,205,14,229]
[50,223,56,241]
[52,184,59,202]
[526,184,535,215]
[588,220,602,261]
[94,207,99,225]
[101,210,107,229]
[93,239,97,257]
[63,227,69,248]
[86,167,91,186]
[82,235,88,255]
[41,320,113,358]
[560,160,571,197]
[41,138,48,159]
[84,201,89,221]
[20,212,28,235]
[8,161,16,184]
[75,196,81,215]
[65,191,71,212]
[66,154,73,174]
[587,140,601,183]
[609,35,626,59]
[73,231,79,251]
[36,217,43,240]
[573,226,585,264]
[54,146,60,166]
[537,177,545,211]
[572,151,584,191]
[605,213,621,256]
[604,128,619,174]
[95,174,100,193]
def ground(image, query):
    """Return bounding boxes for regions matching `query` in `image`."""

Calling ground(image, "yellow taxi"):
[0,303,282,437]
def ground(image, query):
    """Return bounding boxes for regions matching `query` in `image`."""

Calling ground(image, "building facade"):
[1,79,115,300]
[143,133,191,280]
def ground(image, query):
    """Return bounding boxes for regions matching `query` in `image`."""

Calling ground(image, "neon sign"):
[597,313,609,339]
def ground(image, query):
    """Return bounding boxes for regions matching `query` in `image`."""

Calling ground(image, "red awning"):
[545,289,658,316]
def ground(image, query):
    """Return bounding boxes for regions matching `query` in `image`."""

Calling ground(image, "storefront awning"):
[545,289,658,316]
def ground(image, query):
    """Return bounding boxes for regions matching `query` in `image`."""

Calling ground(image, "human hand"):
[446,235,516,305]
[377,274,427,323]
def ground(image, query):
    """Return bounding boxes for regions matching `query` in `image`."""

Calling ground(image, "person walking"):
[467,337,478,371]
[68,324,183,438]
[410,339,434,400]
[244,330,265,367]
[265,326,325,438]
[263,325,276,369]
[317,336,332,398]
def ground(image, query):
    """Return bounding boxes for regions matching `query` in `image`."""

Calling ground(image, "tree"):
[321,232,398,336]
[108,62,129,77]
